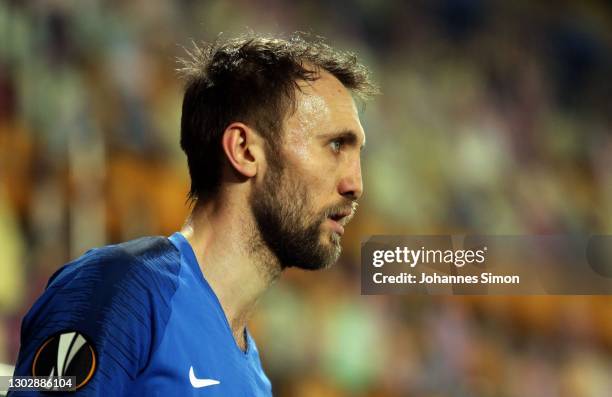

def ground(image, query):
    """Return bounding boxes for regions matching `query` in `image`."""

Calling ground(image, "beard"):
[250,159,353,271]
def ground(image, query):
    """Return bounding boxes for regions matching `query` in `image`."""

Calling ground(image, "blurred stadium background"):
[1,0,611,396]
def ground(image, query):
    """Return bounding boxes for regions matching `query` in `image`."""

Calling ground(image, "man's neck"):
[180,201,281,351]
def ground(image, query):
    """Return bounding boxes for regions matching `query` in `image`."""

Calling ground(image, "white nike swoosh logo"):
[189,366,220,388]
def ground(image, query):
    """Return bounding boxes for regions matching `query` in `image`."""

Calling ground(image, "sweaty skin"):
[287,93,330,159]
[282,73,365,246]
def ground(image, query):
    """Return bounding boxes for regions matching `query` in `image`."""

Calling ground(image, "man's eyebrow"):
[320,129,366,149]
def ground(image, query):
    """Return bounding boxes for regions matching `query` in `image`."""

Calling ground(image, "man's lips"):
[327,218,345,235]
[326,208,354,235]
[330,209,353,223]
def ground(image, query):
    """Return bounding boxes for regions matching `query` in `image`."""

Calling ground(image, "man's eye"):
[330,138,344,152]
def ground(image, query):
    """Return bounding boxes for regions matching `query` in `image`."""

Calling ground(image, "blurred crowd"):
[0,1,611,396]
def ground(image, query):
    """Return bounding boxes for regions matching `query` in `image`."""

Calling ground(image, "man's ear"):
[221,122,265,179]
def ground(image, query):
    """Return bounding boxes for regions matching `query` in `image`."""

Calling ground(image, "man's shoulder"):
[20,235,183,351]
[14,236,183,391]
[47,235,181,291]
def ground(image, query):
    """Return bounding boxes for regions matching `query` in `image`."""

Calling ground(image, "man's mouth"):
[327,217,345,235]
[328,209,353,225]
[326,207,355,236]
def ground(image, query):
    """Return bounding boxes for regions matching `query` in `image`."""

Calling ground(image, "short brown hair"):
[177,32,377,205]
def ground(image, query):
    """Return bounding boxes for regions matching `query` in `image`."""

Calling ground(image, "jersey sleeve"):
[10,240,179,396]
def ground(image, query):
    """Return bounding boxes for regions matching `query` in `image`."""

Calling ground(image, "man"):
[11,33,376,396]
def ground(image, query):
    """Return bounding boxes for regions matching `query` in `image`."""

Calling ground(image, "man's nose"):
[338,157,363,201]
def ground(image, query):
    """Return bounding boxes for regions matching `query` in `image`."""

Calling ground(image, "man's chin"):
[314,238,343,269]
[285,239,342,271]
[330,230,342,245]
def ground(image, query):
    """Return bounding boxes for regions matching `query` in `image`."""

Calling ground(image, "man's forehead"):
[297,69,356,108]
[287,71,365,142]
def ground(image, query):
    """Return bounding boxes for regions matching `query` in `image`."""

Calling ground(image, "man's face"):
[251,71,365,270]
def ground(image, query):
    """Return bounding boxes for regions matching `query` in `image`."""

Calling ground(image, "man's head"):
[178,33,377,270]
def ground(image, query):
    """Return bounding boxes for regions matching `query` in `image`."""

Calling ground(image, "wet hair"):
[177,32,378,205]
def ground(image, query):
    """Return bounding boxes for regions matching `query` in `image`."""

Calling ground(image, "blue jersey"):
[11,232,272,396]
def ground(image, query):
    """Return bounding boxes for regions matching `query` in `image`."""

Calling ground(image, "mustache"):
[323,201,359,226]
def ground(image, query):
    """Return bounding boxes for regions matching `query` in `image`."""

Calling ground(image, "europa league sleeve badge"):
[31,331,97,391]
